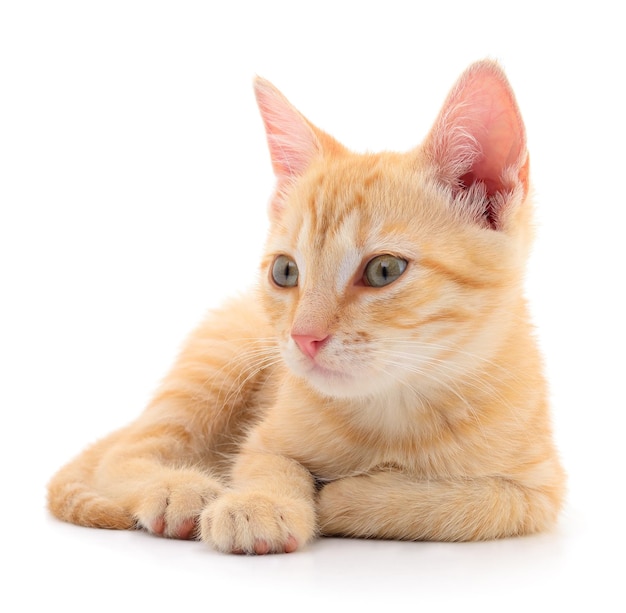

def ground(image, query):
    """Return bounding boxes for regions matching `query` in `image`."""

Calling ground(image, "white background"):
[1,1,624,611]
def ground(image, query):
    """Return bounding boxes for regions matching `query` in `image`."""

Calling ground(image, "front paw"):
[134,469,225,539]
[199,491,316,554]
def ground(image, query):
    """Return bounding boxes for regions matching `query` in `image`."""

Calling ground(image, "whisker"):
[377,337,524,383]
[182,338,282,442]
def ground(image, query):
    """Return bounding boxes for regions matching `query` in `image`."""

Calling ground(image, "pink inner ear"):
[425,61,528,228]
[460,80,526,196]
[254,77,321,180]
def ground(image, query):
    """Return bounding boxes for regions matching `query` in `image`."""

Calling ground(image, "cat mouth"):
[290,353,386,398]
[307,362,350,380]
[284,345,358,392]
[301,361,360,397]
[291,353,352,382]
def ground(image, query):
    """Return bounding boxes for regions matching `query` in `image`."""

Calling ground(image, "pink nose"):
[292,333,329,359]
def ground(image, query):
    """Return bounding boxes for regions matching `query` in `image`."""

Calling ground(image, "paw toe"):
[284,535,298,553]
[253,539,270,555]
[174,517,197,540]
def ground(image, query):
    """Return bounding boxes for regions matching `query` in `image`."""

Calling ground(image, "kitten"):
[48,60,565,554]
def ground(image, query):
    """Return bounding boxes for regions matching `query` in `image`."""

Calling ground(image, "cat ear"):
[423,60,529,230]
[254,77,322,182]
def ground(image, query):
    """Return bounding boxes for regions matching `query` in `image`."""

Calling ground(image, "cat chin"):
[305,378,374,399]
[290,363,353,396]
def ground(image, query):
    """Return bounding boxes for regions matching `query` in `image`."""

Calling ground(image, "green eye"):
[364,255,407,288]
[271,255,299,288]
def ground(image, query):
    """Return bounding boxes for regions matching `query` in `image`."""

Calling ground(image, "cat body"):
[48,60,565,553]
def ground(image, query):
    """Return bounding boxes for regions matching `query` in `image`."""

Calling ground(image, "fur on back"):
[48,60,565,552]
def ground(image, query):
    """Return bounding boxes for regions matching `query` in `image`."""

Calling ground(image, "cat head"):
[255,60,533,400]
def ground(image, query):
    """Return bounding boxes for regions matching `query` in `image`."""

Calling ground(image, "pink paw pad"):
[175,518,197,540]
[284,535,298,553]
[246,536,297,555]
[253,539,270,555]
[152,516,166,535]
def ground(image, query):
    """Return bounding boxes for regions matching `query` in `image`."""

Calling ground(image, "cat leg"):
[199,452,316,554]
[88,419,226,539]
[48,294,276,538]
[48,420,226,538]
[112,464,224,540]
[47,431,136,530]
[317,471,562,541]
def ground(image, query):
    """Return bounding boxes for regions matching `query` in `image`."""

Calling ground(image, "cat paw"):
[134,469,225,539]
[199,491,315,554]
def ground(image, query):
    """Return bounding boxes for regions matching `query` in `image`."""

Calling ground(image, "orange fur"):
[48,60,565,553]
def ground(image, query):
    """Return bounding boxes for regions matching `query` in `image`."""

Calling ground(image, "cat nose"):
[291,333,329,359]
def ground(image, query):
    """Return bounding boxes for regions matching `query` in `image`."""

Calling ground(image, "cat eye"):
[363,255,407,288]
[271,255,299,288]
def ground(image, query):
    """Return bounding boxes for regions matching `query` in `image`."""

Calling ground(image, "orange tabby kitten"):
[48,60,565,554]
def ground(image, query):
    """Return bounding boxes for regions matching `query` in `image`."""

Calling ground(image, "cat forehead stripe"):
[297,205,363,290]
